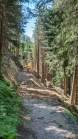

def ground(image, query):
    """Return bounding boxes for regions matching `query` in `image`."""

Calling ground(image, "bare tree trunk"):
[70,66,77,104]
[64,67,68,95]
[64,78,68,95]
[44,64,46,79]
[41,49,44,81]
[37,41,39,78]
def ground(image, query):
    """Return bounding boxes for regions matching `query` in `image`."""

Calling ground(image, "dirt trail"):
[18,71,78,139]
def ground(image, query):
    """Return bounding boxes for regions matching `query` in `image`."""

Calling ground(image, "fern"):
[0,79,21,139]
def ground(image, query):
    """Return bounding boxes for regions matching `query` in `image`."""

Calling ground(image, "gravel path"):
[18,71,78,139]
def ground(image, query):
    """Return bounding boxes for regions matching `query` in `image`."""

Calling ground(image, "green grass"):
[0,79,21,139]
[63,108,78,121]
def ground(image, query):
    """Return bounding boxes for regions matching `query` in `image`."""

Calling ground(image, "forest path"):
[18,70,78,139]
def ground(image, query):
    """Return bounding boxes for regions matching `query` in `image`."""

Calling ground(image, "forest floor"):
[17,70,78,139]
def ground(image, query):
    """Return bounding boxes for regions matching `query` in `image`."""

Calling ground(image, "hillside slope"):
[2,53,23,85]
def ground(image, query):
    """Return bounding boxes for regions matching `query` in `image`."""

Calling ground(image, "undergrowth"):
[63,108,78,121]
[0,78,21,139]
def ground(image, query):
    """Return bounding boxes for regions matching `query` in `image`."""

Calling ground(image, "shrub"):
[0,79,21,139]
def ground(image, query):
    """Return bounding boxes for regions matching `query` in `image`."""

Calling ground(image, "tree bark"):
[42,49,44,81]
[64,77,68,95]
[37,40,39,78]
[63,66,68,95]
[70,66,77,104]
[0,0,3,77]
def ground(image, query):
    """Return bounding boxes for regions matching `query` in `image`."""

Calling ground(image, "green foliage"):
[1,67,8,74]
[0,79,21,139]
[11,80,19,91]
[63,108,78,121]
[20,36,34,62]
[34,0,78,86]
[0,125,19,139]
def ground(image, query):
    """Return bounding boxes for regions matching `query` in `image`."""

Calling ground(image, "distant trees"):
[33,8,52,80]
[19,36,34,66]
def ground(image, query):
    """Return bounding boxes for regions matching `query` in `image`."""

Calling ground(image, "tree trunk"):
[0,1,3,77]
[64,77,68,95]
[42,49,44,81]
[70,66,77,105]
[37,41,39,78]
[44,64,47,79]
[64,67,68,95]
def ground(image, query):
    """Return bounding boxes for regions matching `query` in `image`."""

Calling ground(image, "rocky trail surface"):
[18,70,78,139]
